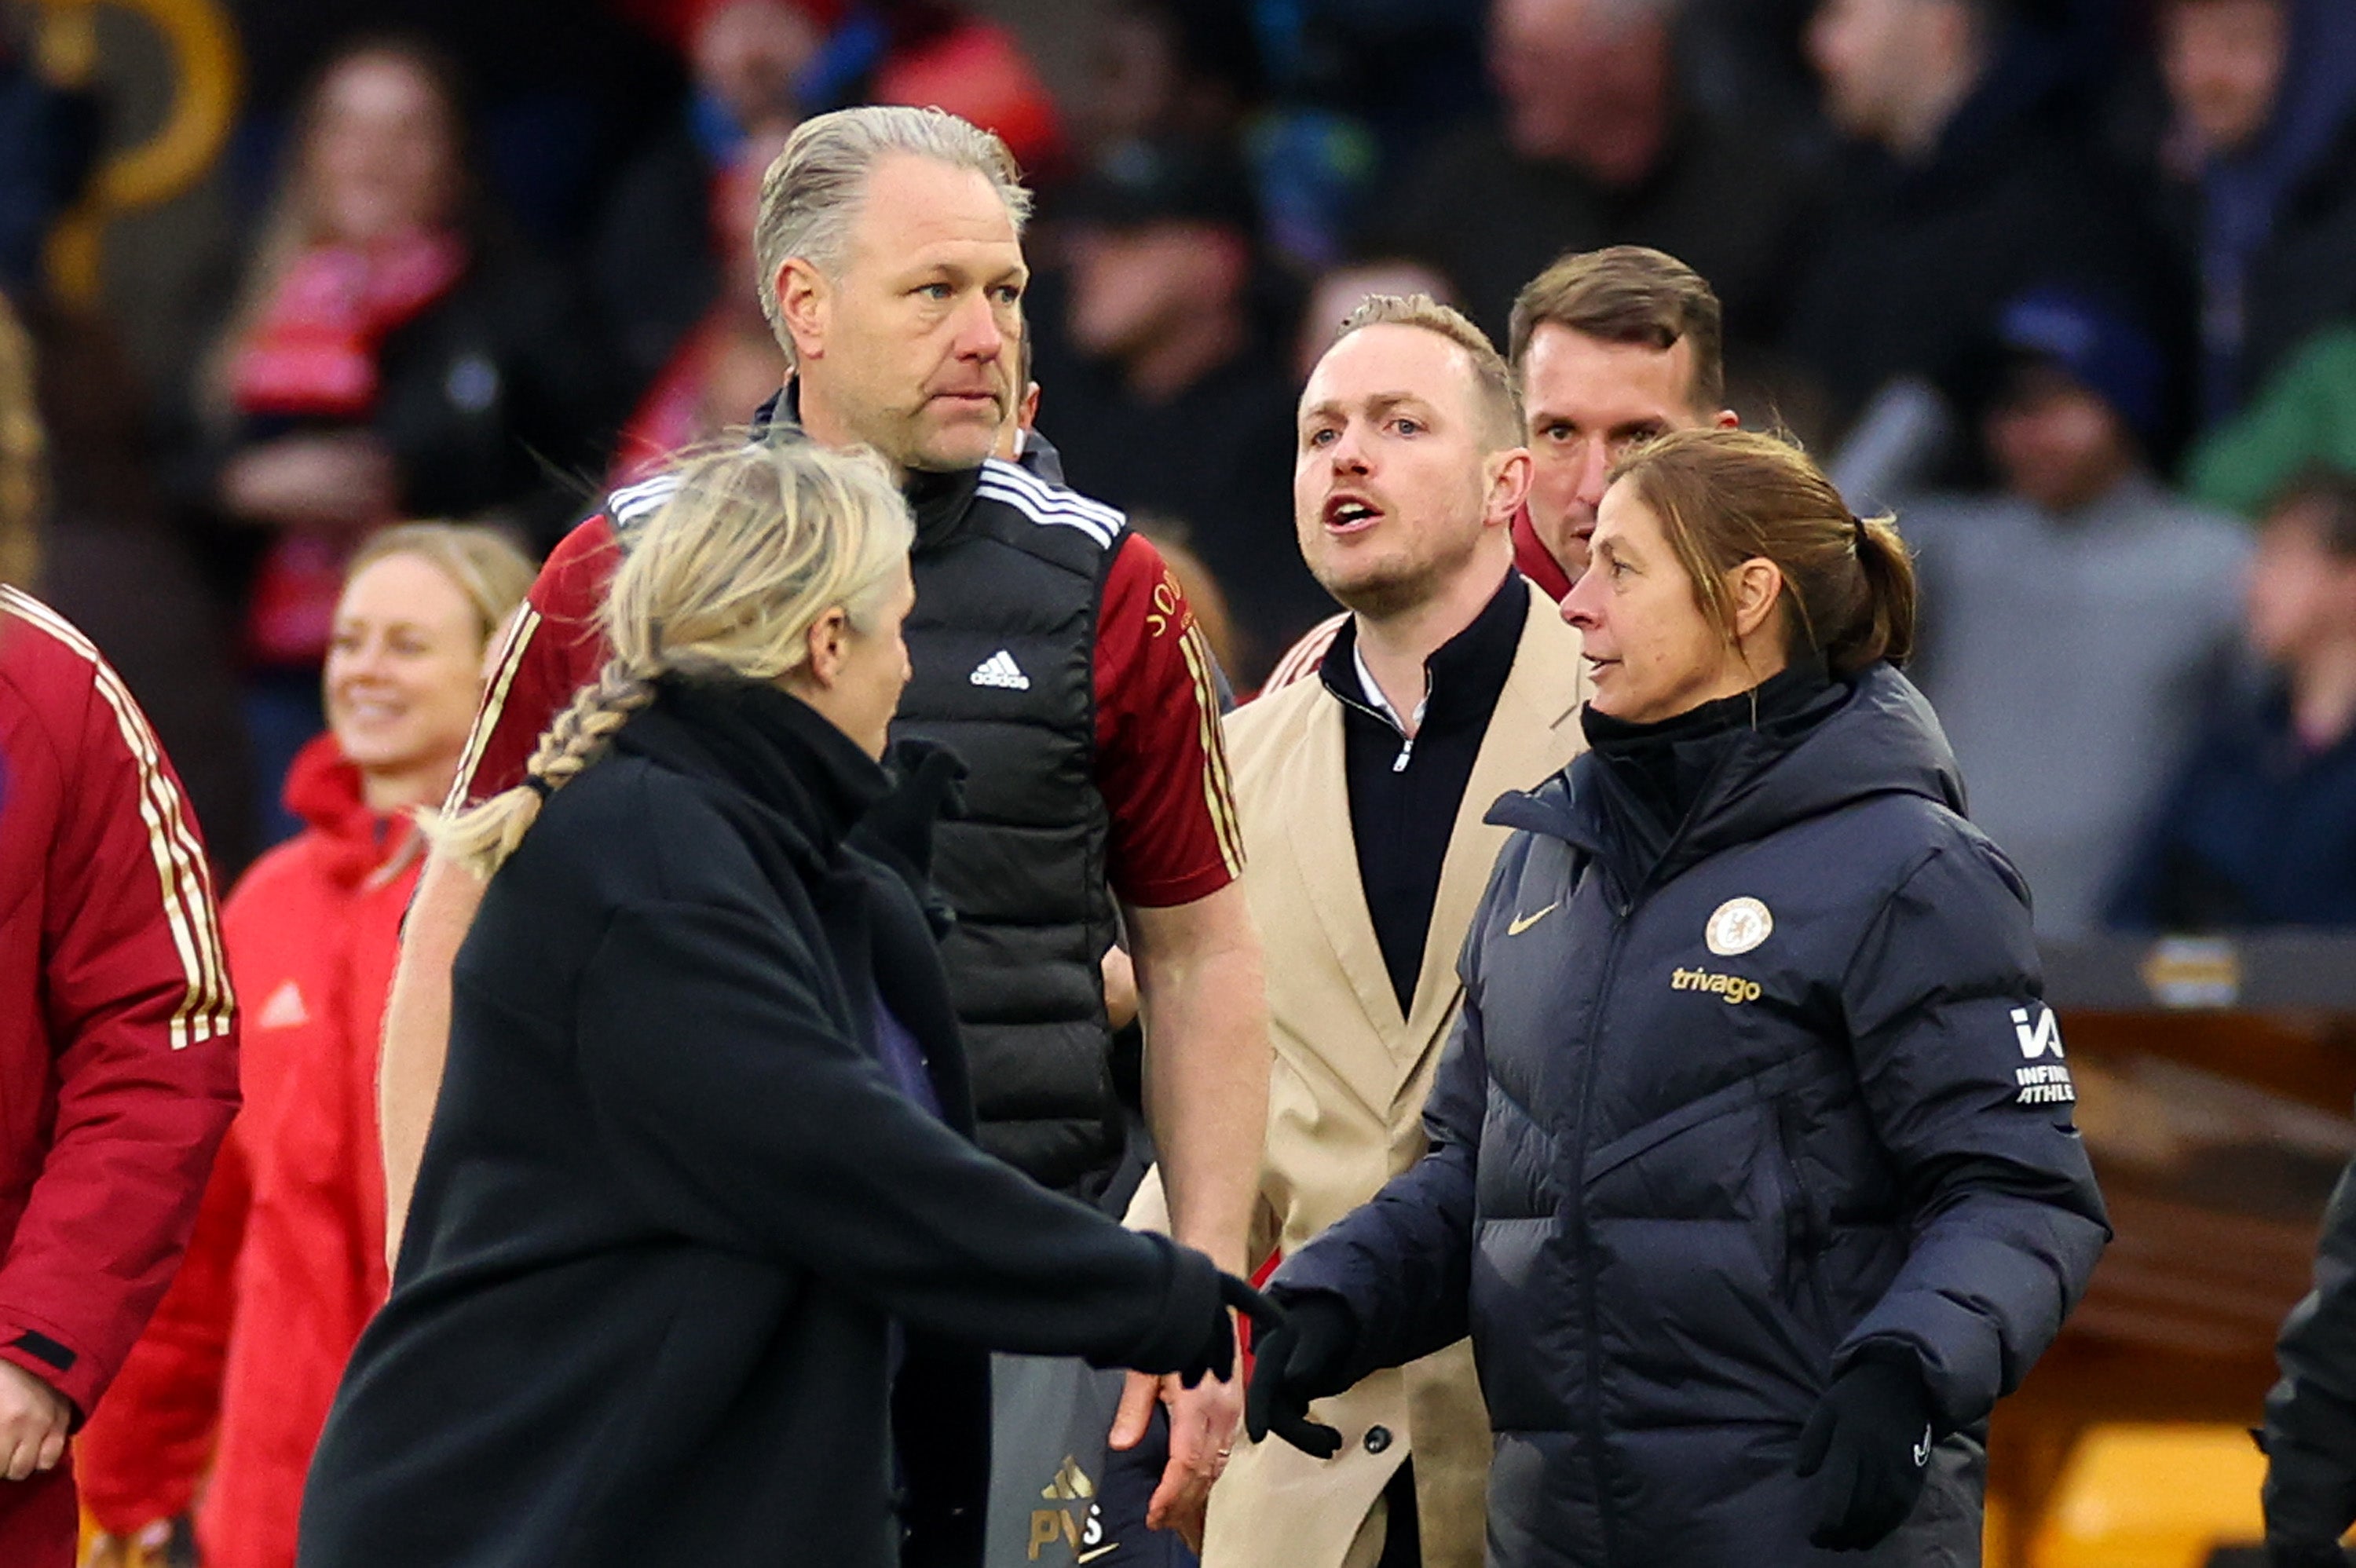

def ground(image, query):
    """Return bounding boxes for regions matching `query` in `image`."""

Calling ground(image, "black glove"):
[1795,1353,1938,1551]
[1245,1290,1359,1460]
[1172,1274,1287,1391]
[854,738,969,879]
[2266,1430,2356,1566]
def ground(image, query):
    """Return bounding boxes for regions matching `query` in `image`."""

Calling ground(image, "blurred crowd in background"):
[5,0,2356,938]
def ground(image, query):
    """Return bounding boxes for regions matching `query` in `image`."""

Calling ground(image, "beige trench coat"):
[1137,581,1589,1568]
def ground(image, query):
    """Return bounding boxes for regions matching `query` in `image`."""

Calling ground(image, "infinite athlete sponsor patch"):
[2009,1003,2076,1105]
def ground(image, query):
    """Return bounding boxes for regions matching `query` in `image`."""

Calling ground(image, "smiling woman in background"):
[76,524,534,1568]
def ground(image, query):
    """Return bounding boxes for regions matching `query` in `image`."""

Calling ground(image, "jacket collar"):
[1511,506,1575,602]
[1579,652,1842,875]
[284,732,422,887]
[759,384,984,554]
[1316,568,1529,739]
[612,674,890,879]
[1276,580,1587,1096]
[1491,663,1966,896]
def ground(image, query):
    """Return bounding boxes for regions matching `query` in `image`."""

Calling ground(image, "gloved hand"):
[2264,1429,2356,1566]
[1173,1274,1287,1391]
[1244,1290,1359,1460]
[1795,1353,1938,1551]
[854,738,968,879]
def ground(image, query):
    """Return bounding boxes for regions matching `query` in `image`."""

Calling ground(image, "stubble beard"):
[1323,559,1440,623]
[902,394,1007,474]
[1312,498,1488,624]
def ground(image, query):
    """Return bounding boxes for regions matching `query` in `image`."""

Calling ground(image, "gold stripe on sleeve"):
[447,603,542,813]
[1177,622,1246,876]
[1,587,231,1047]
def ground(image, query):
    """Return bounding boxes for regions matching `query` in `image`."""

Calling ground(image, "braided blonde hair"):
[432,437,915,877]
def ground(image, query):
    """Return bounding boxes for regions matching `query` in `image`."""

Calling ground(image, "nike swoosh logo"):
[1913,1426,1932,1467]
[1507,902,1559,936]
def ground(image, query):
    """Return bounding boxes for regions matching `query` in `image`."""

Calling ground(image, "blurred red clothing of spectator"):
[609,122,789,482]
[613,0,844,49]
[76,736,416,1568]
[872,16,1065,173]
[616,0,1062,170]
[0,587,239,1568]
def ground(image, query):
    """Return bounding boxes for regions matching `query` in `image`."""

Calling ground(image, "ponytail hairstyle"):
[431,437,915,877]
[1605,428,1916,678]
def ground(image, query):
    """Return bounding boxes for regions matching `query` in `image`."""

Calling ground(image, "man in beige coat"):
[1178,295,1590,1567]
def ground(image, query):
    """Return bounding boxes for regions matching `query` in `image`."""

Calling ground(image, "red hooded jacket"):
[78,733,416,1567]
[0,587,238,1568]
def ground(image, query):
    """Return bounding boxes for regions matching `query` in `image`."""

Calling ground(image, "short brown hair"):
[1333,293,1523,450]
[1509,246,1725,414]
[1607,429,1915,677]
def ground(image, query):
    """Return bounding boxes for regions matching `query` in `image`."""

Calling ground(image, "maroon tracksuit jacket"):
[0,586,238,1566]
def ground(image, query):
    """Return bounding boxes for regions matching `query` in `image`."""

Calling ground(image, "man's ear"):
[777,257,830,366]
[1486,446,1535,524]
[1712,408,1740,431]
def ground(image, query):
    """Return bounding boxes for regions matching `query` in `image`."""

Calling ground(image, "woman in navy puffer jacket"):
[1246,429,2109,1566]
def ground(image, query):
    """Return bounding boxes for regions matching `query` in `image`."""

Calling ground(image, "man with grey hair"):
[376,105,1269,1561]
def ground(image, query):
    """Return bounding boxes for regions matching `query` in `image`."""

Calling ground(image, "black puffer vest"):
[895,459,1125,1198]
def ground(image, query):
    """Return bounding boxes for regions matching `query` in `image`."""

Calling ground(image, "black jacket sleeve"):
[1832,835,2112,1429]
[572,891,1217,1374]
[2263,1150,2356,1546]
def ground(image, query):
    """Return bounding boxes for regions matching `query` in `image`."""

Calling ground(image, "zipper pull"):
[1392,736,1414,773]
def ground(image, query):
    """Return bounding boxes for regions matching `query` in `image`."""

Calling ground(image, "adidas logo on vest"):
[969,649,1031,690]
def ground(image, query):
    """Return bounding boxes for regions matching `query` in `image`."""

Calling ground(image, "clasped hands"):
[1110,1274,1286,1551]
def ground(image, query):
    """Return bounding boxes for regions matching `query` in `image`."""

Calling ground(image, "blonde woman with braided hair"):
[297,439,1275,1568]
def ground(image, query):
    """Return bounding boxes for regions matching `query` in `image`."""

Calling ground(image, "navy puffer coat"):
[1275,665,2109,1566]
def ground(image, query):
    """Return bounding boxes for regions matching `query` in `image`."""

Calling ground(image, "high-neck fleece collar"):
[1319,568,1527,738]
[1582,654,1843,870]
[613,674,889,872]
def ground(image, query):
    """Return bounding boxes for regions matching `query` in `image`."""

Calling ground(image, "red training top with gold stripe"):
[0,587,240,1568]
[458,509,1241,908]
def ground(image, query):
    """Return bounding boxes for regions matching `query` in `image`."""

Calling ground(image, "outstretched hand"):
[1244,1290,1357,1460]
[855,739,969,880]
